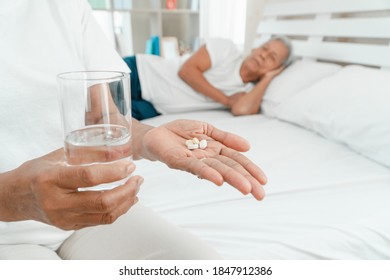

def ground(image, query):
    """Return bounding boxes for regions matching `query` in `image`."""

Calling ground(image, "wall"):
[244,0,267,54]
[244,0,390,54]
[244,0,327,53]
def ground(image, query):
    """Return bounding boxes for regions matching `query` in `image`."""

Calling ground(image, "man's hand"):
[0,149,142,230]
[226,92,246,108]
[264,66,285,80]
[140,120,267,200]
[228,66,286,116]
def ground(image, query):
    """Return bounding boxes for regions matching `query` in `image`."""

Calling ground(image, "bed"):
[136,0,390,259]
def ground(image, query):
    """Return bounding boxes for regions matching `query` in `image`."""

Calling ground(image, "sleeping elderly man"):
[126,36,293,120]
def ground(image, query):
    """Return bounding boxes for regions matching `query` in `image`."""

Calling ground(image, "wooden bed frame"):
[253,0,390,69]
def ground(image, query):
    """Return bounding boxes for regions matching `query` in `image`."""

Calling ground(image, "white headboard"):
[254,0,390,69]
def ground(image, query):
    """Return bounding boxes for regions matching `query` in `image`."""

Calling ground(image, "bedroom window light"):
[88,0,110,9]
[200,0,247,51]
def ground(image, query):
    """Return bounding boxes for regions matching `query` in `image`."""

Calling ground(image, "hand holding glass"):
[57,71,132,191]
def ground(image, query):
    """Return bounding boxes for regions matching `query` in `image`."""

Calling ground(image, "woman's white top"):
[0,0,128,249]
[137,38,255,114]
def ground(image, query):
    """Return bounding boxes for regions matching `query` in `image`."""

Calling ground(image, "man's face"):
[243,39,289,78]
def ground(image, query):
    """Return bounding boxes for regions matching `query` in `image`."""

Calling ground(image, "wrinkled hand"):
[141,120,267,200]
[226,92,246,108]
[6,149,142,230]
[264,66,285,79]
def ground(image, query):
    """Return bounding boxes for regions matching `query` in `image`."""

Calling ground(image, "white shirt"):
[0,0,128,249]
[137,38,255,114]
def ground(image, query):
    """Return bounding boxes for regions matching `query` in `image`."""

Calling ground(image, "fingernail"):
[136,176,144,186]
[126,163,135,174]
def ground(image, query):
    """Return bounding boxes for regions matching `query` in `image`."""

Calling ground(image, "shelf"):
[91,8,198,14]
[89,0,201,55]
[161,9,199,14]
[127,9,160,13]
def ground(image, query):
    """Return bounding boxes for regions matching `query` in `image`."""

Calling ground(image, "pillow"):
[276,65,390,168]
[261,60,342,117]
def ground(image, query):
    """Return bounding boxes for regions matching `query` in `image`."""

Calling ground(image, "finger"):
[69,175,143,214]
[173,157,224,186]
[61,195,139,230]
[217,155,265,200]
[204,123,250,152]
[221,147,268,185]
[201,157,252,195]
[56,160,136,189]
[251,183,265,201]
[45,176,142,230]
[69,196,139,230]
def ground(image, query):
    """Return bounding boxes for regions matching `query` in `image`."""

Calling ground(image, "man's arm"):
[0,117,267,228]
[230,67,284,116]
[178,46,230,107]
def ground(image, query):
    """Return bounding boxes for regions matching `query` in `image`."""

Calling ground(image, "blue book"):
[145,36,160,55]
[151,36,160,56]
[145,38,153,54]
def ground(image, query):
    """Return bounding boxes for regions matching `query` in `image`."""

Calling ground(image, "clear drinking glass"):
[57,71,132,191]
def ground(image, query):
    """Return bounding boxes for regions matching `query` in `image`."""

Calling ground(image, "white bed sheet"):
[136,111,390,259]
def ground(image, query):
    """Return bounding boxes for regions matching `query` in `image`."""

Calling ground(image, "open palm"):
[141,119,267,200]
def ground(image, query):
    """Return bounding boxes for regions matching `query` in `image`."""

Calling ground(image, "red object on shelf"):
[166,0,177,9]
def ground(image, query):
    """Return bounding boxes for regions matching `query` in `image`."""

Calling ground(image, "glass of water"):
[57,71,132,191]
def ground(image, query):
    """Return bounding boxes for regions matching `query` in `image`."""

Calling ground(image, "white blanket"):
[137,111,390,259]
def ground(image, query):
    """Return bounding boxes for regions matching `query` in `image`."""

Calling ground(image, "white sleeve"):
[205,38,238,68]
[77,0,130,73]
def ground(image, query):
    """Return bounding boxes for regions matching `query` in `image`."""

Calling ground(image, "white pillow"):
[276,65,390,168]
[261,60,342,117]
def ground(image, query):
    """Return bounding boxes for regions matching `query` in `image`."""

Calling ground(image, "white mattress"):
[137,111,390,259]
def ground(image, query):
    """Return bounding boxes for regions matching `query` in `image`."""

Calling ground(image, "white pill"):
[199,139,207,149]
[192,137,200,144]
[187,143,199,150]
[185,139,194,146]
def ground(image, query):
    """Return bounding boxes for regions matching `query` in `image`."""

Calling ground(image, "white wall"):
[244,0,390,54]
[244,0,267,54]
[244,0,322,53]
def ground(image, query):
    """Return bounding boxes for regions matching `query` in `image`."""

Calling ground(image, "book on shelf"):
[145,36,160,56]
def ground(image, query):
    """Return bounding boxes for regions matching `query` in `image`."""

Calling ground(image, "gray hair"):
[270,35,294,67]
